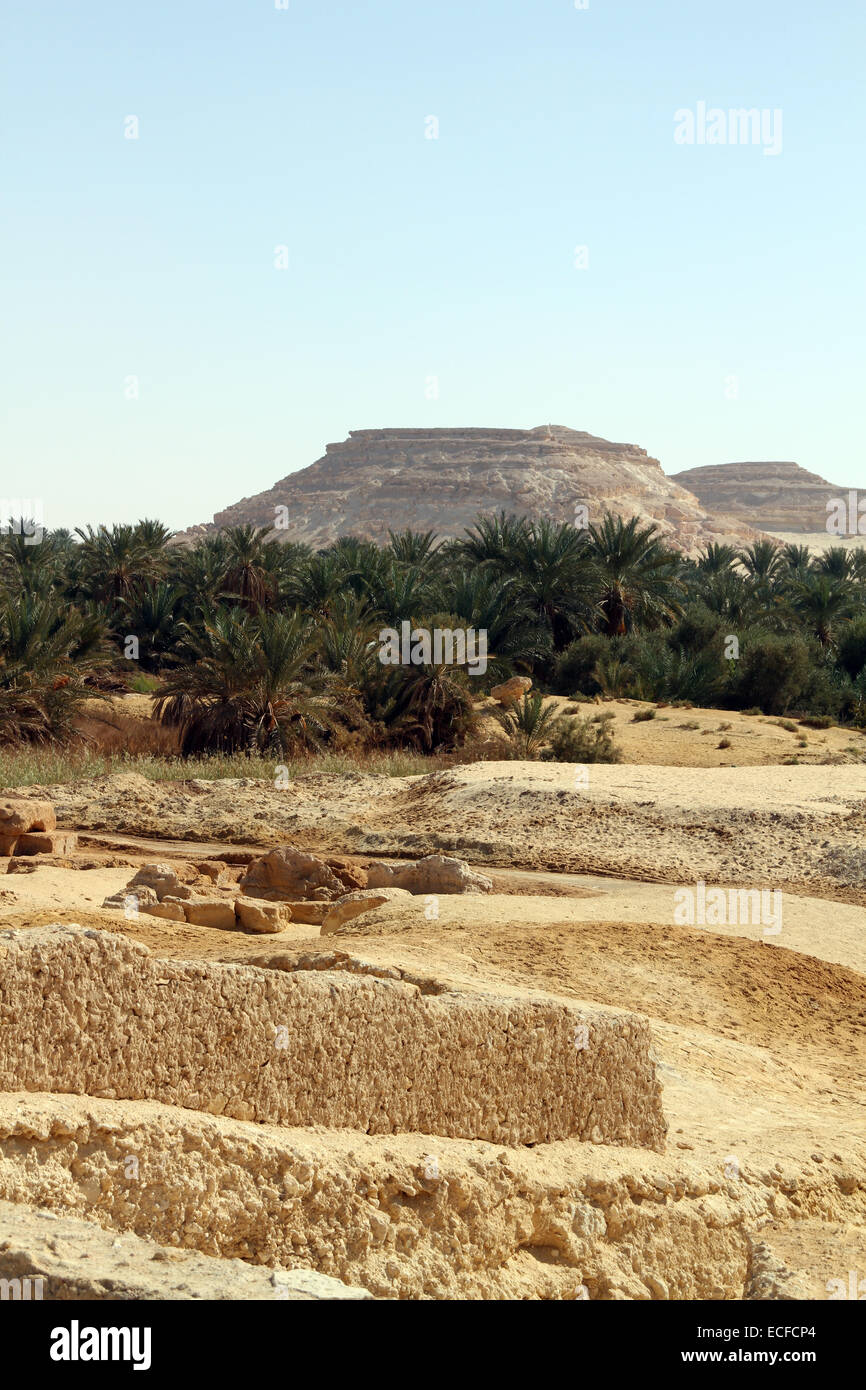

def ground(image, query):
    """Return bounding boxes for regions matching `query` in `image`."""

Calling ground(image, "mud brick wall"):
[0,927,666,1149]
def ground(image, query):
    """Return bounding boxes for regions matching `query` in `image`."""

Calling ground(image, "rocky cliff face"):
[181,426,759,552]
[671,461,846,534]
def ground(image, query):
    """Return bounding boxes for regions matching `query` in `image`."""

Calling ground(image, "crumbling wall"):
[0,926,666,1149]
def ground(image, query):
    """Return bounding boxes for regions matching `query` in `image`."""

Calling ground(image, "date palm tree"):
[587,515,682,636]
[696,542,739,574]
[155,608,335,754]
[787,574,853,648]
[0,590,108,743]
[221,524,283,612]
[73,523,165,605]
[508,519,599,650]
[457,512,532,570]
[491,691,562,758]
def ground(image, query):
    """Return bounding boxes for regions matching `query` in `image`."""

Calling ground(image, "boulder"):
[102,885,159,912]
[128,864,193,902]
[281,902,330,926]
[327,858,368,892]
[196,860,231,886]
[14,831,78,857]
[365,855,493,895]
[490,676,532,707]
[141,899,187,922]
[321,887,414,935]
[239,848,345,902]
[235,899,292,934]
[0,799,56,834]
[183,899,237,929]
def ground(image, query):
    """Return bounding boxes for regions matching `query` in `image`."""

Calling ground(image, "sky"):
[1,0,864,533]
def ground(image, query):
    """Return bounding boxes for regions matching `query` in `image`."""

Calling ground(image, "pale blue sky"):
[2,0,864,531]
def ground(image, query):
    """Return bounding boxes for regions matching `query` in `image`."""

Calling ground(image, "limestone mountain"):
[181,425,761,552]
[671,460,848,535]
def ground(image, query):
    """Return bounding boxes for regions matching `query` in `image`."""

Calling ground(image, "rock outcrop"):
[2,1091,858,1300]
[365,855,493,895]
[179,426,761,552]
[0,925,666,1149]
[239,848,348,902]
[671,461,851,535]
[321,887,414,935]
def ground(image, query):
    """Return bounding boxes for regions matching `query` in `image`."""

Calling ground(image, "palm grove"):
[2,513,866,756]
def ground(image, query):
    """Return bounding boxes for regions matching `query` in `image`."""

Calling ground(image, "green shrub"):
[544,712,622,764]
[732,631,812,714]
[552,636,609,695]
[593,654,635,698]
[632,707,656,722]
[129,673,161,694]
[490,692,561,758]
[837,617,866,680]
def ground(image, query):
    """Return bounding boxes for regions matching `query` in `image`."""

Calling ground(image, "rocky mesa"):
[671,460,852,535]
[179,425,760,552]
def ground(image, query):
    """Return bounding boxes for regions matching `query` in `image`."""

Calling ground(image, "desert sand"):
[1,744,865,1300]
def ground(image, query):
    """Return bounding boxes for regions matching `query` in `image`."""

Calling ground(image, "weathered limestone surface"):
[0,800,74,858]
[0,926,665,1149]
[490,676,533,707]
[0,799,56,834]
[366,855,493,895]
[0,1199,372,1300]
[240,847,346,902]
[235,899,293,933]
[321,887,414,935]
[177,425,760,553]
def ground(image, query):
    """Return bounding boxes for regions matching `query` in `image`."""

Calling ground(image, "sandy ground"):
[764,530,866,555]
[2,746,866,1299]
[480,696,866,767]
[24,760,866,906]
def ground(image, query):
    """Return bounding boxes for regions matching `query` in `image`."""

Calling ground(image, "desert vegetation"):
[2,514,866,758]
